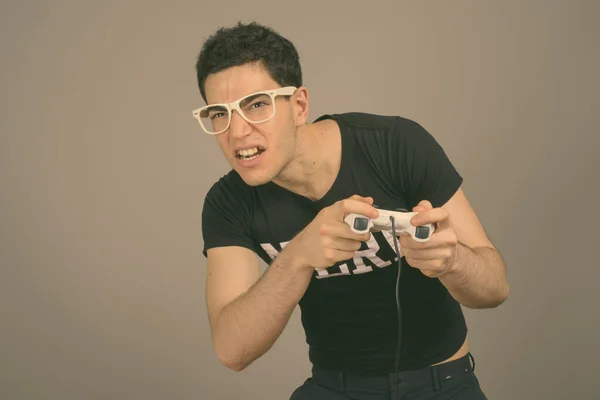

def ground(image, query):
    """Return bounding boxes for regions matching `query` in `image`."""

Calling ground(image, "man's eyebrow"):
[207,104,228,111]
[240,93,265,102]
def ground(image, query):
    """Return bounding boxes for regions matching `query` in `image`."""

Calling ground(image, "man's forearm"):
[439,242,509,309]
[212,247,313,371]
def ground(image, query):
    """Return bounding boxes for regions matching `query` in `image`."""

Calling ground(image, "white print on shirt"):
[259,231,401,279]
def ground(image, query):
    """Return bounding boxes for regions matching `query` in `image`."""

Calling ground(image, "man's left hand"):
[399,200,459,278]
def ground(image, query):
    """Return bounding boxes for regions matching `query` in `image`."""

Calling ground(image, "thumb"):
[412,200,433,212]
[349,194,374,204]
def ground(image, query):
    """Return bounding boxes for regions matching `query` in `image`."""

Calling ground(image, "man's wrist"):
[439,242,471,282]
[438,241,509,309]
[278,239,312,273]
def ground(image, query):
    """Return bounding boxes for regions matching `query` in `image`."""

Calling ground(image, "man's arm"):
[406,187,510,309]
[440,240,508,309]
[386,118,508,308]
[204,195,377,371]
[438,187,509,308]
[206,245,313,371]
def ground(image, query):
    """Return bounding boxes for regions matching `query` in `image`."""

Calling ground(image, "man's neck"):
[271,119,341,201]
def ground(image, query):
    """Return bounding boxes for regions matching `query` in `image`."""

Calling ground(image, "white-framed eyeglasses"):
[192,86,297,135]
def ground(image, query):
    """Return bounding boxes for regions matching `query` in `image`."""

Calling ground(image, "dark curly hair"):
[195,21,303,103]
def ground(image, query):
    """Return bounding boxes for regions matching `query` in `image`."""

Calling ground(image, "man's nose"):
[229,110,252,138]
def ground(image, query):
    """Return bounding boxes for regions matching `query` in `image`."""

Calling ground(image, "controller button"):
[353,217,370,232]
[415,226,430,239]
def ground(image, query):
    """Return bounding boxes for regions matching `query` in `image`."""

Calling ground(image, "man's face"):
[202,63,302,186]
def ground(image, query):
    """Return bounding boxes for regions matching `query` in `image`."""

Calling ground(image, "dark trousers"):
[289,353,487,400]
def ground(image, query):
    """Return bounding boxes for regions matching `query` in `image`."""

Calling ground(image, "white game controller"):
[344,208,435,242]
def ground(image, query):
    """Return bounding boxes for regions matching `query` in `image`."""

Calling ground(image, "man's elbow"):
[222,359,249,372]
[215,347,250,372]
[494,282,510,307]
[468,283,510,309]
[213,337,255,372]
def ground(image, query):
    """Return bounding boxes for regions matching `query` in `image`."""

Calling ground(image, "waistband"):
[311,353,475,393]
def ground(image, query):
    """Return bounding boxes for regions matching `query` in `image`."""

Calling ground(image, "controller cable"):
[389,215,402,400]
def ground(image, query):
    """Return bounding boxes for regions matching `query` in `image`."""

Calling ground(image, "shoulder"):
[317,112,461,207]
[201,170,259,257]
[316,112,430,141]
[315,111,399,131]
[205,169,247,197]
[315,112,441,162]
[203,169,255,215]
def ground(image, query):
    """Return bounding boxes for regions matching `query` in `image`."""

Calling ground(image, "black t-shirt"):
[201,112,467,376]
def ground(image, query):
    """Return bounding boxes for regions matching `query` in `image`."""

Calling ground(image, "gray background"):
[1,1,598,399]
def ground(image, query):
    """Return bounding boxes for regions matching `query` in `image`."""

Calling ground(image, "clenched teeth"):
[238,147,259,157]
[236,147,264,160]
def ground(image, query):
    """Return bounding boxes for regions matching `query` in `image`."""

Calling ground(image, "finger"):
[399,233,436,249]
[399,228,455,250]
[410,207,450,228]
[348,194,374,204]
[327,236,365,252]
[321,222,371,243]
[401,246,453,261]
[412,200,433,212]
[324,248,357,264]
[420,269,445,278]
[335,198,379,220]
[403,258,448,275]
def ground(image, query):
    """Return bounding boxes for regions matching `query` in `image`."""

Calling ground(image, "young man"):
[193,21,509,400]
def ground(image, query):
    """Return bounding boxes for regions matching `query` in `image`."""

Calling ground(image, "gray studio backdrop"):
[1,1,598,399]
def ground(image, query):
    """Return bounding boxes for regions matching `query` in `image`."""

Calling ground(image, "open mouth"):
[236,147,265,161]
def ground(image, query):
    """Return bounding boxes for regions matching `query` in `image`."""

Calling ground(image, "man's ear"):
[292,86,309,126]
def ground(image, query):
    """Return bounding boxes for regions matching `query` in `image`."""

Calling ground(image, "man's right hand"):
[288,195,379,269]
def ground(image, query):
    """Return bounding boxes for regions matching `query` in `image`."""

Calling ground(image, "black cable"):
[390,216,402,400]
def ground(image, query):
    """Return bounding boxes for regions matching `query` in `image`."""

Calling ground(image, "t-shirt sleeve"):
[391,117,463,209]
[201,175,256,258]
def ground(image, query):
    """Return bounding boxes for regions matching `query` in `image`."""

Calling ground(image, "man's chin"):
[236,170,273,187]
